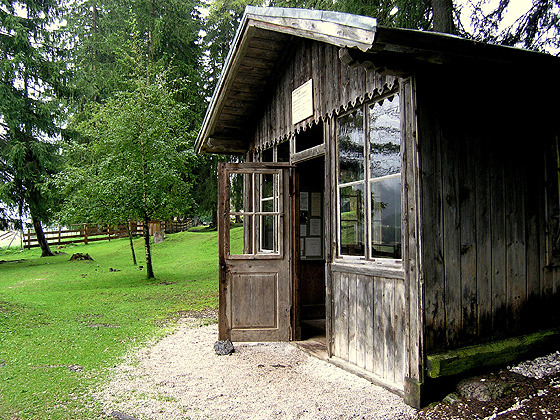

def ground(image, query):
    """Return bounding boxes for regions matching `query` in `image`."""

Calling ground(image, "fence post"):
[58,226,62,246]
[83,224,88,245]
[107,225,111,241]
[26,229,31,249]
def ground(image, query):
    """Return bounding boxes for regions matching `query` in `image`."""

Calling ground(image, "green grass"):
[0,230,223,419]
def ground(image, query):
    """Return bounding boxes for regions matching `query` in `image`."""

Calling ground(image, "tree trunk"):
[126,221,137,266]
[211,207,218,230]
[32,215,54,257]
[432,0,455,34]
[143,215,155,279]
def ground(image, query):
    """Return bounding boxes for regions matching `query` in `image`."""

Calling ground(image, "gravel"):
[94,318,417,420]
[94,315,560,420]
[509,351,560,379]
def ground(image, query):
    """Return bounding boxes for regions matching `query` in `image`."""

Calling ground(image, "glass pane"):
[296,121,323,153]
[339,183,365,256]
[369,96,400,178]
[368,95,401,259]
[262,147,274,162]
[338,108,365,184]
[262,198,274,213]
[260,214,277,252]
[229,172,248,215]
[370,174,401,259]
[229,215,253,255]
[277,141,290,162]
[261,173,275,201]
[258,172,280,255]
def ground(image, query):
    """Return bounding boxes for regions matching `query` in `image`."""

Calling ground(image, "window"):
[227,169,283,257]
[337,94,401,260]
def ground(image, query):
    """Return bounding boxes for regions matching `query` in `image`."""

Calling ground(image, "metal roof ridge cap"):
[245,5,377,32]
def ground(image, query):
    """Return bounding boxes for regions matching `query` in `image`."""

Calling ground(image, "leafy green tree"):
[59,70,197,279]
[0,0,67,257]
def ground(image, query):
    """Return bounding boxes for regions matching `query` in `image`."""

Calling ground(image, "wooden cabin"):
[196,6,560,407]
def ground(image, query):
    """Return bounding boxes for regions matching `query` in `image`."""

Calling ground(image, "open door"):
[218,162,292,342]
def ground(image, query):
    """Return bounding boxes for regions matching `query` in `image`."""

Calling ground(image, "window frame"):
[335,91,403,264]
[226,167,285,260]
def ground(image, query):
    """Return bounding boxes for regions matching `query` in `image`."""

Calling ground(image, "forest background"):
[0,0,558,267]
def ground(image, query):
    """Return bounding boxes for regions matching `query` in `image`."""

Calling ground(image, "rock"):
[111,411,140,420]
[154,231,165,244]
[442,392,461,405]
[214,339,235,355]
[457,377,509,402]
[69,253,94,261]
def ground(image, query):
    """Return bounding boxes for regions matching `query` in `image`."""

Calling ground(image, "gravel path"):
[94,319,417,420]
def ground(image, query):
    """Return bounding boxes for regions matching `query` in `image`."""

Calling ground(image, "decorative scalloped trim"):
[255,78,399,153]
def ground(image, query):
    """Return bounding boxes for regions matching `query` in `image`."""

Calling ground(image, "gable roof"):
[196,6,560,154]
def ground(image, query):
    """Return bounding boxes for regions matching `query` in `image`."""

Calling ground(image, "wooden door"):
[218,162,292,341]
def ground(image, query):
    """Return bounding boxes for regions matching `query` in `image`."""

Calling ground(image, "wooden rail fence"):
[24,219,192,249]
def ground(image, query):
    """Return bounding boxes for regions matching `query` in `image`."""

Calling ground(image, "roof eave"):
[195,6,378,155]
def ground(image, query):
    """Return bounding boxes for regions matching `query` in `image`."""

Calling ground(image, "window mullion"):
[364,103,371,261]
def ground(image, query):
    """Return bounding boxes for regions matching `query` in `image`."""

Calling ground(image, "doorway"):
[294,156,327,357]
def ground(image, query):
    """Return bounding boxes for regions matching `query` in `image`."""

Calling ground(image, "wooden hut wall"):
[416,69,560,354]
[250,39,397,151]
[249,39,408,390]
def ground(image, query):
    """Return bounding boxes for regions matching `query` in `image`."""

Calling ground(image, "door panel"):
[218,162,292,342]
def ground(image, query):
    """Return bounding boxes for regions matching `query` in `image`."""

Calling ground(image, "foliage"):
[464,0,560,53]
[58,67,197,278]
[63,0,205,106]
[0,0,68,256]
[61,0,207,227]
[0,229,228,419]
[61,79,194,222]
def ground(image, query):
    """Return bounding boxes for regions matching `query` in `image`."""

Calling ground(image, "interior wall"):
[296,157,326,322]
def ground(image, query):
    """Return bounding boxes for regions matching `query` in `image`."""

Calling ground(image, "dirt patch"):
[94,317,416,420]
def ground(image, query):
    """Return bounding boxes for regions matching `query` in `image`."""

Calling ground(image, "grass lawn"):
[0,229,222,419]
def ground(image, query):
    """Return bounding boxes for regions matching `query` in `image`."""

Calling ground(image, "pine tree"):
[0,0,67,256]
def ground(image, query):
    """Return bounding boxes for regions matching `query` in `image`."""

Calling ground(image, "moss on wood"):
[427,328,560,378]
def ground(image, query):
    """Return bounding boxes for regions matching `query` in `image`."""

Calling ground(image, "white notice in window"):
[292,79,313,124]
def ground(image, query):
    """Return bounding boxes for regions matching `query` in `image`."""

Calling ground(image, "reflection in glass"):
[261,173,275,201]
[368,95,401,259]
[259,172,279,253]
[370,174,401,258]
[338,108,365,184]
[369,97,400,178]
[260,214,276,252]
[339,184,365,256]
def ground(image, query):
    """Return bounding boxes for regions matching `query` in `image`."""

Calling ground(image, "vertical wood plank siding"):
[417,71,560,354]
[251,40,396,151]
[331,269,406,389]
